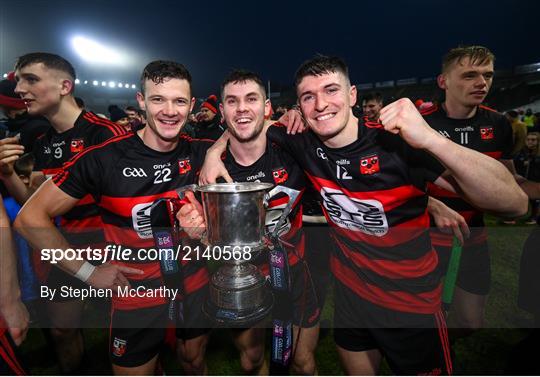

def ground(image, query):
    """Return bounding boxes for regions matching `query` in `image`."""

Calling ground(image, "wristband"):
[74,261,96,282]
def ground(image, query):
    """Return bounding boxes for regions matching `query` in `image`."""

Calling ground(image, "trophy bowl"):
[197,182,272,256]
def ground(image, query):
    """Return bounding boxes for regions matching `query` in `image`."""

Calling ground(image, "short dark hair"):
[15,52,76,81]
[140,60,192,95]
[125,105,138,112]
[442,45,495,73]
[294,55,349,88]
[362,92,383,104]
[221,70,266,99]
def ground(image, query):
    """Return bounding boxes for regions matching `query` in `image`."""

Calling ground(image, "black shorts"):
[302,222,332,313]
[0,331,27,376]
[435,241,491,295]
[110,288,211,368]
[333,281,453,375]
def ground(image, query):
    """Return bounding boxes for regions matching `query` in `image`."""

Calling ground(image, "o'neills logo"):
[454,126,474,132]
[131,203,153,239]
[320,187,388,236]
[246,171,265,181]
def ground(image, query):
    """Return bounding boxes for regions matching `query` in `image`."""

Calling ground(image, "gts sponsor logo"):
[321,187,388,236]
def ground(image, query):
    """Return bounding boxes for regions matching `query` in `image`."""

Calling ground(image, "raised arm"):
[379,98,528,218]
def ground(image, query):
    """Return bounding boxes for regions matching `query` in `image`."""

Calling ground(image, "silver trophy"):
[195,182,274,327]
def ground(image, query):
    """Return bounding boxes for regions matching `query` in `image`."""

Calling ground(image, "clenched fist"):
[379,98,441,150]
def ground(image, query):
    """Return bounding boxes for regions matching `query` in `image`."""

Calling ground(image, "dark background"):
[2,0,539,97]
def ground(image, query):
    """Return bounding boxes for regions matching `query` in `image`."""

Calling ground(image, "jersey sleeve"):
[381,132,445,184]
[266,123,296,157]
[411,149,446,183]
[92,123,127,144]
[400,138,446,184]
[52,149,104,200]
[266,123,308,162]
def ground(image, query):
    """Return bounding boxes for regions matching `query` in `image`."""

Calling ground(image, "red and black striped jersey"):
[33,111,127,245]
[53,133,213,309]
[267,118,445,314]
[422,104,513,246]
[33,110,126,176]
[222,142,305,271]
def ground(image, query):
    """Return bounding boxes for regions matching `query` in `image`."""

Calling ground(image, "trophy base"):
[203,290,274,327]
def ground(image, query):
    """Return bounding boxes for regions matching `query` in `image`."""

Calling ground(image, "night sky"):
[2,0,539,97]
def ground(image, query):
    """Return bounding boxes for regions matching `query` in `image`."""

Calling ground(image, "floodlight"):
[71,36,125,65]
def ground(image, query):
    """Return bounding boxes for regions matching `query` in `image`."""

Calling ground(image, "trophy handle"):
[265,186,301,239]
[175,184,198,200]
